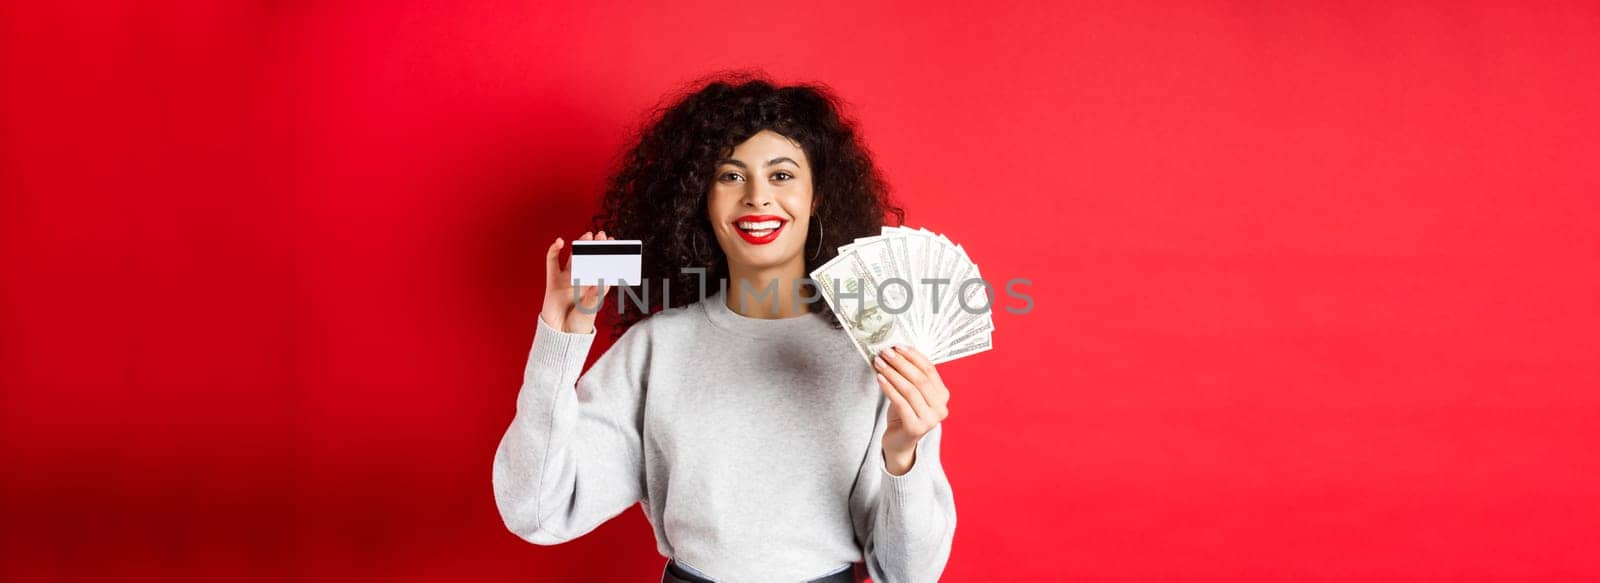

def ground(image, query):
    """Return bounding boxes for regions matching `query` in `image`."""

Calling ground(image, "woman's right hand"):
[540,231,615,334]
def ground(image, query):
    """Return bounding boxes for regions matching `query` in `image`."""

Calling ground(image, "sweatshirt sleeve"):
[491,315,650,545]
[850,396,957,583]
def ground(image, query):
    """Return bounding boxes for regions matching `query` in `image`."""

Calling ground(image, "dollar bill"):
[810,226,994,366]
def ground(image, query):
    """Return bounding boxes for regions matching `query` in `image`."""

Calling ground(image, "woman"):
[492,74,957,583]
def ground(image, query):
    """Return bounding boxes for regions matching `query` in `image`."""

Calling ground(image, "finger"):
[579,279,614,304]
[875,354,931,419]
[877,373,916,423]
[596,230,607,240]
[894,344,941,380]
[576,285,603,312]
[893,345,948,405]
[883,345,930,388]
[545,238,564,281]
[886,347,948,415]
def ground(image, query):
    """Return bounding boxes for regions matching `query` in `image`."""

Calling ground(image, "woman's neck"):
[725,261,811,319]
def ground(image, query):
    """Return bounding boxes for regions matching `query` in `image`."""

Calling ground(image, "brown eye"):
[720,172,745,182]
[772,171,793,181]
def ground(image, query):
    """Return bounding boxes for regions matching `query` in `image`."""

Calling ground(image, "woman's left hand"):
[873,345,950,476]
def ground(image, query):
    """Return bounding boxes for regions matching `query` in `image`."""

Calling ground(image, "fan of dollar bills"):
[811,226,994,365]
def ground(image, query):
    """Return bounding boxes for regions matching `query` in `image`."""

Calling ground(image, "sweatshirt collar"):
[700,287,829,339]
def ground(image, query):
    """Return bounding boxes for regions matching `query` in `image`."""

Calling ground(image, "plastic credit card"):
[570,239,642,286]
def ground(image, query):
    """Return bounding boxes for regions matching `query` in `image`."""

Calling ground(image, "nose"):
[741,181,774,208]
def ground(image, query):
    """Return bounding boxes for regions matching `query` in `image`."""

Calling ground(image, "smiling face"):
[708,130,816,274]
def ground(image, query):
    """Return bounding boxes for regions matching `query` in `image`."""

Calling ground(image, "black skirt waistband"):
[661,559,858,583]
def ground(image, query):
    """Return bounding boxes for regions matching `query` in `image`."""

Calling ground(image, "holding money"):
[811,226,995,365]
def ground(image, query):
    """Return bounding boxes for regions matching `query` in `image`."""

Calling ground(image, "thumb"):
[544,238,564,281]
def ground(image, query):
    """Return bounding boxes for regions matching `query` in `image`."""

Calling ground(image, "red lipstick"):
[731,214,788,245]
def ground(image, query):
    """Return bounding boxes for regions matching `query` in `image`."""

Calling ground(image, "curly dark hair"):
[591,71,905,335]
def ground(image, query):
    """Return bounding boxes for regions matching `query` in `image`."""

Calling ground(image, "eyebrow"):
[717,156,800,169]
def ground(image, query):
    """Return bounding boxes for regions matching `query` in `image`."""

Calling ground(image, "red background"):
[3,1,1597,580]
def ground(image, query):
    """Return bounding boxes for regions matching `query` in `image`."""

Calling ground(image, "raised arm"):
[850,345,958,582]
[491,315,650,544]
[491,232,649,544]
[851,413,957,582]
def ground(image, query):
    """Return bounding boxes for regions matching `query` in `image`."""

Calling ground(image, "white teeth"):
[737,220,782,230]
[745,229,774,237]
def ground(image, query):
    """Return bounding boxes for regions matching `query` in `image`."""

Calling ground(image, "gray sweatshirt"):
[492,289,956,582]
